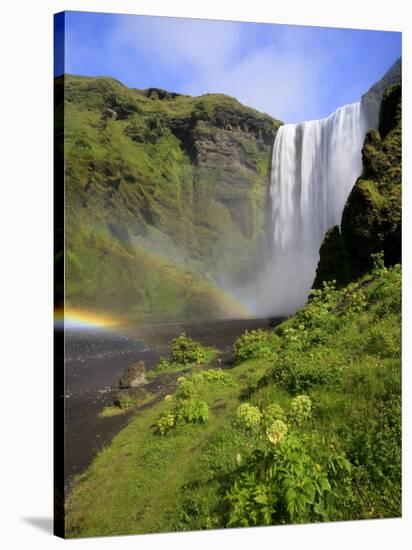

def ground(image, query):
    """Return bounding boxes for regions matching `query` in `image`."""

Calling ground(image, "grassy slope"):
[65,262,401,537]
[60,75,281,320]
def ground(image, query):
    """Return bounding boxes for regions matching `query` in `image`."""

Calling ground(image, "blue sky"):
[55,11,401,123]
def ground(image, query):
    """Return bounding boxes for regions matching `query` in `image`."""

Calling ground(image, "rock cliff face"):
[59,75,281,320]
[361,58,401,128]
[314,83,401,287]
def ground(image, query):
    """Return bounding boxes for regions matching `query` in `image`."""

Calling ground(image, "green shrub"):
[233,329,279,363]
[262,403,286,427]
[369,264,401,316]
[171,333,206,365]
[271,353,343,393]
[290,395,312,425]
[237,403,262,431]
[156,398,209,436]
[156,358,171,371]
[371,251,387,277]
[277,280,341,350]
[310,280,338,307]
[147,358,186,380]
[176,376,196,399]
[174,399,209,424]
[154,358,180,372]
[342,282,368,314]
[226,434,351,526]
[239,369,268,400]
[266,420,288,445]
[281,326,304,347]
[304,327,328,347]
[157,413,176,436]
[191,369,235,388]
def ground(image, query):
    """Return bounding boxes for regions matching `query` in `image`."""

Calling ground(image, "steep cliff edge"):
[361,57,401,128]
[314,83,401,287]
[59,75,281,320]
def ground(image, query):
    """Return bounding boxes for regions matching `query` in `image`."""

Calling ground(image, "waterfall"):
[232,100,373,317]
[263,101,369,315]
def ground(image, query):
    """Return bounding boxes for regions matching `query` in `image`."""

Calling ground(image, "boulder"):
[119,361,146,389]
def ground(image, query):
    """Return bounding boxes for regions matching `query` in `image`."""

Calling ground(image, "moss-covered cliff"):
[59,75,281,320]
[314,83,401,287]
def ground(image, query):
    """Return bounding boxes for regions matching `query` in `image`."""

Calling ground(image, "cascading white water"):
[263,101,369,315]
[234,100,373,317]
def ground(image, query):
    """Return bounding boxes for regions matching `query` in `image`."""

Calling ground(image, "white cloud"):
[107,16,344,122]
[112,16,242,75]
[196,46,331,122]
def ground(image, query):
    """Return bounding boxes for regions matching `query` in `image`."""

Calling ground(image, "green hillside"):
[65,258,401,536]
[58,75,281,320]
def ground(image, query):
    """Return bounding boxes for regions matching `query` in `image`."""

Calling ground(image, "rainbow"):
[54,307,126,331]
[63,224,255,325]
[199,285,252,319]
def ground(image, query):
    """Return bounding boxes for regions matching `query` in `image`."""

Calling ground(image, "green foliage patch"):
[171,333,207,365]
[233,329,281,363]
[191,369,235,388]
[147,335,217,381]
[226,433,351,526]
[237,403,262,431]
[157,399,210,436]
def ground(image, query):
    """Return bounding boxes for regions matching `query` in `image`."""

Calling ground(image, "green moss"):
[358,179,386,208]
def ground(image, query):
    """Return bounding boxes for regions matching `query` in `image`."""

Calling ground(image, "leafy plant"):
[369,263,401,316]
[171,333,206,365]
[237,403,262,431]
[176,376,196,399]
[175,399,209,424]
[262,403,286,427]
[233,329,280,363]
[271,352,343,393]
[226,434,351,526]
[157,413,176,436]
[371,251,387,277]
[266,420,288,445]
[343,283,367,314]
[290,395,312,425]
[156,398,209,436]
[191,369,235,388]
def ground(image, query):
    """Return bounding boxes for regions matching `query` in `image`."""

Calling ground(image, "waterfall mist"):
[235,100,373,317]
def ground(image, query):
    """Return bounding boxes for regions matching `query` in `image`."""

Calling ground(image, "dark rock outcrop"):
[119,361,146,389]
